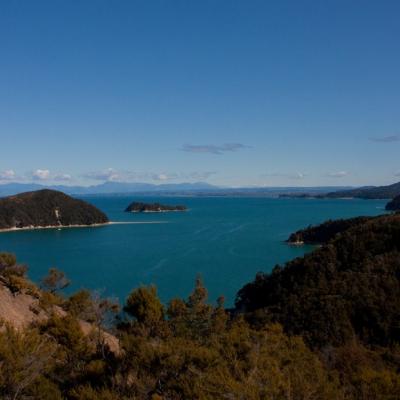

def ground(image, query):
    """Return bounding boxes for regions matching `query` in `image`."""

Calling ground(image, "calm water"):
[0,196,387,306]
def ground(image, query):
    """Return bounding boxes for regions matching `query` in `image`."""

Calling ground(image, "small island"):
[0,189,109,231]
[386,195,400,211]
[125,201,187,213]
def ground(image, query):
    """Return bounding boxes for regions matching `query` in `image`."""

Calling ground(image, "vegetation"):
[386,194,400,211]
[1,212,400,398]
[0,189,108,230]
[125,202,187,213]
[237,213,400,347]
[287,216,372,244]
[324,181,400,199]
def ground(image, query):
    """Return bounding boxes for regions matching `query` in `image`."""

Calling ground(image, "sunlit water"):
[0,196,387,306]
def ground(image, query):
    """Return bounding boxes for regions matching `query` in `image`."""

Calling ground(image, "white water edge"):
[0,221,168,233]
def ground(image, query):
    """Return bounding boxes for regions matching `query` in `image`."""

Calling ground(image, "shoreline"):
[127,210,186,213]
[0,221,167,233]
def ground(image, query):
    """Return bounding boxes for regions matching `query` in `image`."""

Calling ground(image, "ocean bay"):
[0,196,387,306]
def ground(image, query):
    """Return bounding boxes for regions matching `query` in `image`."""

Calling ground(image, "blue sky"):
[1,0,399,187]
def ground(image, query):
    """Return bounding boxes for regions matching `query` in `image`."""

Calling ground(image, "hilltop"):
[0,189,108,231]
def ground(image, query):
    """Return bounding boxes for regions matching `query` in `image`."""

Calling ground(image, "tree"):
[0,323,56,400]
[41,268,70,294]
[124,285,164,335]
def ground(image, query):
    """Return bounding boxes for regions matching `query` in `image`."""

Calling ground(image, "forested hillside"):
[324,181,400,199]
[386,195,400,211]
[0,189,108,230]
[237,213,400,347]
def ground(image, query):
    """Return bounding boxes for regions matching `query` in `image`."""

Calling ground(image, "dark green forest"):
[286,216,372,244]
[125,202,187,213]
[386,195,400,211]
[1,213,400,399]
[0,190,108,230]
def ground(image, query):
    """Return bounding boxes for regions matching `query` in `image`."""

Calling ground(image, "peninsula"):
[286,216,372,245]
[0,189,109,231]
[386,195,400,211]
[125,201,187,213]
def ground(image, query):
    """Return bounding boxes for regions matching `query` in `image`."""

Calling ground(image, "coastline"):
[0,222,111,233]
[0,221,167,233]
[127,209,187,213]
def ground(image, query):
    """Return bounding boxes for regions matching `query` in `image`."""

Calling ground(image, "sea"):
[0,196,387,307]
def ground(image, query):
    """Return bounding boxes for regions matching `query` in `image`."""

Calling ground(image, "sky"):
[1,0,400,187]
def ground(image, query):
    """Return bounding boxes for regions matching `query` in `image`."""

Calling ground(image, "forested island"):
[1,212,400,398]
[386,194,400,211]
[125,201,187,213]
[0,189,109,231]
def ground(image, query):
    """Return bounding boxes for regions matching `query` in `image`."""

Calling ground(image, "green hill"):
[0,189,108,230]
[236,213,400,348]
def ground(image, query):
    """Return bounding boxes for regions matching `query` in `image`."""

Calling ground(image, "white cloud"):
[182,143,249,155]
[82,168,217,183]
[291,172,306,180]
[369,135,400,143]
[187,171,216,180]
[153,173,171,181]
[327,171,349,178]
[32,169,51,180]
[0,169,16,180]
[54,173,72,181]
[83,168,120,182]
[263,171,308,180]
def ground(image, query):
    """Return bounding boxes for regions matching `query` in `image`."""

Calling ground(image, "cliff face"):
[386,195,400,211]
[0,273,119,354]
[0,189,108,230]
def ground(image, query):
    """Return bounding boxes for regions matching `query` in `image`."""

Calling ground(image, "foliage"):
[236,213,400,348]
[0,189,108,229]
[287,216,372,244]
[386,194,400,211]
[0,252,32,294]
[41,267,71,294]
[0,322,57,400]
[125,201,187,212]
[124,285,164,329]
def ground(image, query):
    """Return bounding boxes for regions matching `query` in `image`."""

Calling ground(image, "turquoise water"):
[0,196,387,306]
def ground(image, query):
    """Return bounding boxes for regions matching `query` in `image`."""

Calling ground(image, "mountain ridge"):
[0,182,353,197]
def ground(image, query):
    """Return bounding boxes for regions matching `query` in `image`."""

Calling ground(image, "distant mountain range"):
[0,182,355,198]
[0,181,218,197]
